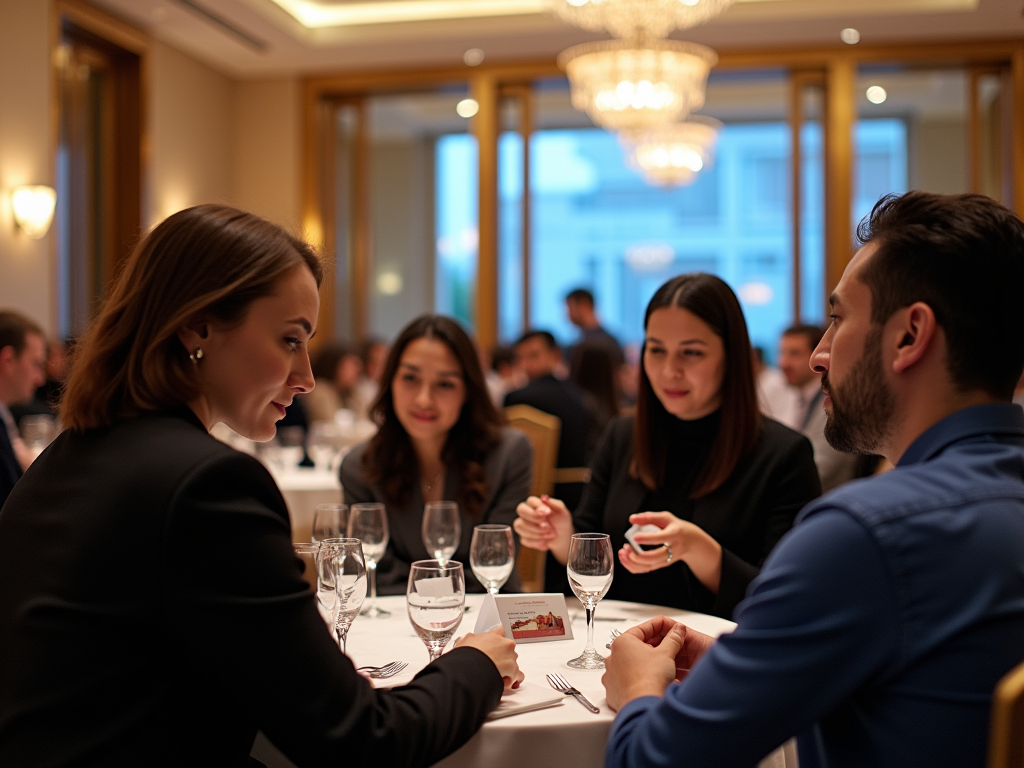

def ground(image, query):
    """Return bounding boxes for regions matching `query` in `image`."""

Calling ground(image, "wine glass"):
[348,502,390,618]
[276,426,305,468]
[317,538,367,654]
[470,524,515,595]
[406,560,465,663]
[422,501,460,566]
[307,421,342,471]
[312,503,347,543]
[566,533,614,670]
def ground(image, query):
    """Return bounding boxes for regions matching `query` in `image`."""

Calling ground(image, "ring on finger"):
[665,545,673,563]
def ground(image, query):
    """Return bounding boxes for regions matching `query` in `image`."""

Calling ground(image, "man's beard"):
[823,326,894,455]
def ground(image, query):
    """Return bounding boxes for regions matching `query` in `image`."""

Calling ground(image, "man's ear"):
[0,345,15,370]
[890,302,937,375]
[175,317,209,354]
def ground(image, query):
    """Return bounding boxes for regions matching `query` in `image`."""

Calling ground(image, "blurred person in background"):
[565,288,624,376]
[484,344,522,407]
[11,336,69,425]
[342,315,532,594]
[302,342,368,422]
[0,206,522,767]
[0,311,46,506]
[752,345,791,422]
[516,274,820,618]
[778,325,859,491]
[355,338,388,411]
[571,342,622,457]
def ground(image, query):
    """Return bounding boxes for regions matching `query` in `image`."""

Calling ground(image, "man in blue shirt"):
[602,191,1024,768]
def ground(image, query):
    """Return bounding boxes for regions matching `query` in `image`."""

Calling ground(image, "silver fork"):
[357,661,408,678]
[606,628,622,648]
[546,673,600,713]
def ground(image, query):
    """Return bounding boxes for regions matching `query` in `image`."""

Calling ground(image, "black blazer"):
[575,415,821,618]
[341,428,532,595]
[503,374,590,469]
[0,416,21,509]
[0,408,502,768]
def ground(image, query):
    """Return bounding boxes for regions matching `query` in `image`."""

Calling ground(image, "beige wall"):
[0,0,54,332]
[912,118,968,195]
[230,79,302,230]
[148,40,233,228]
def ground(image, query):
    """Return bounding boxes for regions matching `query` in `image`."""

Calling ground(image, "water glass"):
[348,502,390,617]
[276,425,305,468]
[566,533,614,670]
[422,501,460,566]
[20,414,56,459]
[470,524,515,595]
[317,538,366,654]
[312,503,347,543]
[307,421,342,471]
[407,560,465,663]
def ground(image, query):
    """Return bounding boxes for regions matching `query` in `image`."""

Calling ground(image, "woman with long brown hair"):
[515,273,821,618]
[341,315,533,593]
[0,205,522,767]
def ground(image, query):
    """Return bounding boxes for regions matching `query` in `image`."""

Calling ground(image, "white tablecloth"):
[270,467,343,543]
[252,594,796,768]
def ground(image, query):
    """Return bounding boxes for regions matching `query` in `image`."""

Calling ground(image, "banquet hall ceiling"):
[87,0,1023,78]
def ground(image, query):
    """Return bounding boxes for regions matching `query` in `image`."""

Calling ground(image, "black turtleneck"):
[641,409,721,521]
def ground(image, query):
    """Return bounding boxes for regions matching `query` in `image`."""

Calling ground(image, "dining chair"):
[505,404,561,592]
[988,658,1024,768]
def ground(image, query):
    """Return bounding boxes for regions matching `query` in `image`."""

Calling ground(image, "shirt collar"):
[897,402,1024,467]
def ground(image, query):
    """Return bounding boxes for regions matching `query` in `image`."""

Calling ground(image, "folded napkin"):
[486,681,565,720]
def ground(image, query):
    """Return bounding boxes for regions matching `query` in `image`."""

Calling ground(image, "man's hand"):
[601,617,716,711]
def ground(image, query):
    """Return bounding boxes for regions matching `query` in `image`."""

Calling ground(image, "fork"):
[605,628,621,649]
[546,673,600,713]
[357,661,408,678]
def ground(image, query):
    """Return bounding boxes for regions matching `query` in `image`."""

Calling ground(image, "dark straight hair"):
[363,315,504,518]
[630,273,761,497]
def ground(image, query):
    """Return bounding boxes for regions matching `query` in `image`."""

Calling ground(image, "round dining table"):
[251,593,796,768]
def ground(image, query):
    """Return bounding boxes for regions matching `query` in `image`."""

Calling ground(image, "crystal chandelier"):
[547,0,734,41]
[558,39,717,131]
[621,115,722,186]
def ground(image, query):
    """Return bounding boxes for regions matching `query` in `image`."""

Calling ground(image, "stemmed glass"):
[312,503,347,543]
[566,533,614,670]
[307,421,342,471]
[317,538,367,654]
[422,501,460,566]
[407,560,466,663]
[348,502,390,617]
[470,524,515,595]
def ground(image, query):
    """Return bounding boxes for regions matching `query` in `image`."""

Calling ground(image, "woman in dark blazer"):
[0,205,522,768]
[515,274,821,618]
[341,315,532,594]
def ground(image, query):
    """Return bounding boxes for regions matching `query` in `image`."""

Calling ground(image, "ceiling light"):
[621,115,721,186]
[865,85,887,104]
[456,98,480,117]
[464,48,485,66]
[268,0,545,27]
[558,39,717,132]
[840,27,860,44]
[546,0,735,41]
[11,185,57,239]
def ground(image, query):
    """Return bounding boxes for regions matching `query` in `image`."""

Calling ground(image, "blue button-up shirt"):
[608,403,1024,768]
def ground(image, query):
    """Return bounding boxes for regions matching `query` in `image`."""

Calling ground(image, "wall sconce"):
[12,185,57,239]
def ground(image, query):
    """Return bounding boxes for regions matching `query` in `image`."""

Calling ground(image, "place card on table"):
[474,593,574,644]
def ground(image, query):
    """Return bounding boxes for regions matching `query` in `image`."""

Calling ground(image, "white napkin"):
[486,681,565,720]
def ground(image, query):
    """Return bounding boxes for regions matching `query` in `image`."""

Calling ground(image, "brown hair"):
[630,273,761,497]
[363,315,503,518]
[0,311,44,356]
[61,204,323,431]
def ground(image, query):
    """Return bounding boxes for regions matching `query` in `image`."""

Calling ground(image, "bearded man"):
[602,191,1024,768]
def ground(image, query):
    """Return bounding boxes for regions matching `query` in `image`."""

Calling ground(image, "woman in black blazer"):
[341,315,532,594]
[515,274,821,618]
[0,205,522,768]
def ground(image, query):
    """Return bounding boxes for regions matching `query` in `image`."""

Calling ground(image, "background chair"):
[505,404,560,591]
[989,658,1024,768]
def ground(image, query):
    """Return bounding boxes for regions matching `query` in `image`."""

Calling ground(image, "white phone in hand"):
[624,523,662,554]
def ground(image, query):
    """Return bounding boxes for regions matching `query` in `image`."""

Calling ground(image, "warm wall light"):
[11,185,57,239]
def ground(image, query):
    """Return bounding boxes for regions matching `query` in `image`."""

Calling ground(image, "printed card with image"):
[474,593,574,644]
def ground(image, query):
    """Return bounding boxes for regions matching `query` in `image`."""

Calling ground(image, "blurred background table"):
[270,466,343,543]
[252,595,796,768]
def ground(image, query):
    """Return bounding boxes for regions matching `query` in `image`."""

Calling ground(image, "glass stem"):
[585,603,596,653]
[368,560,378,606]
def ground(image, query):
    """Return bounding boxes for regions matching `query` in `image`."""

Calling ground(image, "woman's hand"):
[512,495,574,564]
[617,511,723,592]
[455,626,524,690]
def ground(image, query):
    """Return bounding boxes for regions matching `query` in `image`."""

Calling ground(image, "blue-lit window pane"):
[434,134,477,327]
[499,132,524,341]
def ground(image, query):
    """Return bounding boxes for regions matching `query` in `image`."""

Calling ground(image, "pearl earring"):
[189,346,204,364]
